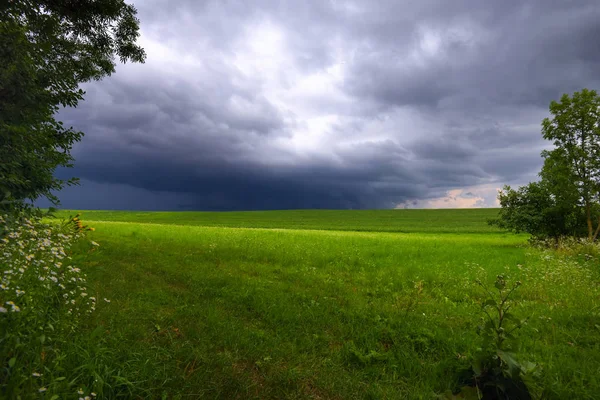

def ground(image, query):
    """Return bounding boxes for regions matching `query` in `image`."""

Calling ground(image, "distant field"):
[54,208,503,233]
[62,209,599,399]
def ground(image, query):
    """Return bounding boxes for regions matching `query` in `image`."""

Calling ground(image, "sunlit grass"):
[51,208,600,399]
[54,208,504,233]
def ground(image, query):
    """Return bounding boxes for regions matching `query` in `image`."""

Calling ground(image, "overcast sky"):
[42,0,600,211]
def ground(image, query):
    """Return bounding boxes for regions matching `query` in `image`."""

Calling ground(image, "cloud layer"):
[44,0,600,210]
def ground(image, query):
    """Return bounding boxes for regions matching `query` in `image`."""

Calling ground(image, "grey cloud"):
[341,0,600,111]
[46,0,600,210]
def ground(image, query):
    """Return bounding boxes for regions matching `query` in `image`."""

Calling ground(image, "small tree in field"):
[490,89,600,242]
[0,0,146,212]
[541,89,600,241]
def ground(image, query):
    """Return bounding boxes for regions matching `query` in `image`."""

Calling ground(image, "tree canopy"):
[490,89,600,242]
[0,0,145,211]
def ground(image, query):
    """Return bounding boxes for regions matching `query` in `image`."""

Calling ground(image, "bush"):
[0,212,103,398]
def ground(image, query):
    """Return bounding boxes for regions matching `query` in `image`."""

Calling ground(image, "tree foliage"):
[541,89,600,240]
[0,0,145,211]
[491,89,600,242]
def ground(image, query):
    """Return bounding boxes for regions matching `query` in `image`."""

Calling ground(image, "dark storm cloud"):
[344,1,600,109]
[47,0,600,210]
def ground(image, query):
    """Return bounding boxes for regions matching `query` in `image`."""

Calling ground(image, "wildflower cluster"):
[0,212,102,396]
[0,214,97,323]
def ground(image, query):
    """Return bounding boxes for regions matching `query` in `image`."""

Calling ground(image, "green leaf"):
[90,325,104,339]
[8,357,16,368]
[520,360,537,375]
[503,313,519,323]
[50,395,60,400]
[483,299,497,308]
[497,350,520,379]
[54,377,66,381]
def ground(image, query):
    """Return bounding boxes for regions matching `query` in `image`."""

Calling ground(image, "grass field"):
[59,209,600,399]
[55,209,504,233]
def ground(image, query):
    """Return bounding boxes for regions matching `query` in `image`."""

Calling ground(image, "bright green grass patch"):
[54,208,503,233]
[68,216,600,399]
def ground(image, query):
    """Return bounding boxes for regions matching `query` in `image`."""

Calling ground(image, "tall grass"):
[0,213,130,399]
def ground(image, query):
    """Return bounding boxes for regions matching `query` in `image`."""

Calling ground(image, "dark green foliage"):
[489,182,586,242]
[0,0,145,211]
[542,89,600,241]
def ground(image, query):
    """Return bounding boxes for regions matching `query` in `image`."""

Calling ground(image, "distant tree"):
[490,89,600,242]
[0,0,146,211]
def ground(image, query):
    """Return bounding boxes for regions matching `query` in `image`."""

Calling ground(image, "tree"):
[491,89,600,242]
[490,182,584,242]
[541,89,600,241]
[0,0,145,211]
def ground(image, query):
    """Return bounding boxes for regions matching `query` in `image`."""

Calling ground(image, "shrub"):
[0,212,102,398]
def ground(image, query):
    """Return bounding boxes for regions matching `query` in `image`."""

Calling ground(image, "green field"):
[61,209,599,399]
[56,208,503,233]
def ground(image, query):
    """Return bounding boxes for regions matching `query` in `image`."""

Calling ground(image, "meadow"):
[46,209,600,398]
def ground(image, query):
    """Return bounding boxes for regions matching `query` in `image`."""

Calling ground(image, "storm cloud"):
[42,0,600,210]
